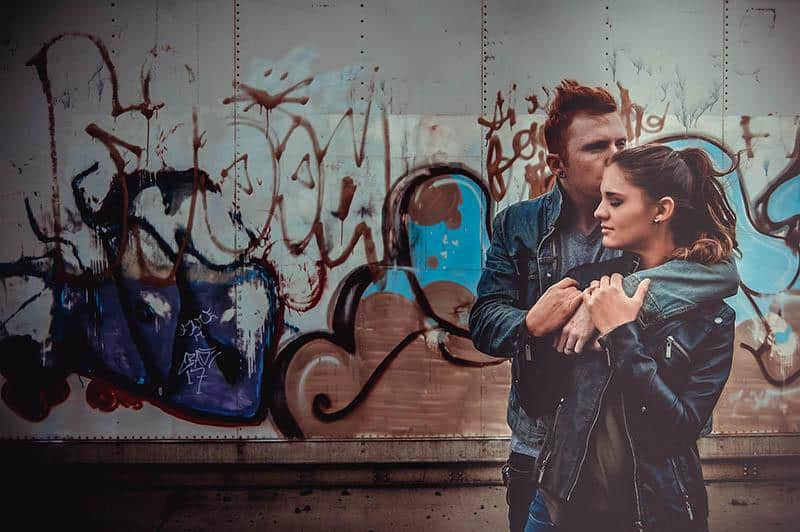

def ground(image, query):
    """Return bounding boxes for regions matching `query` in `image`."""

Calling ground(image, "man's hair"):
[543,80,618,159]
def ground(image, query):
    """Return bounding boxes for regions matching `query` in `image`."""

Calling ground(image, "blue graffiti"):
[0,165,281,424]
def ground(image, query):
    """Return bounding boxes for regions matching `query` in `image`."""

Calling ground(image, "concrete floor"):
[13,480,799,531]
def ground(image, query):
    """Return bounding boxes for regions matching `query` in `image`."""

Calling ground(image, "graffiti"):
[617,81,668,144]
[0,33,285,425]
[268,165,506,438]
[178,309,218,340]
[479,82,667,203]
[218,64,385,300]
[651,131,800,430]
[0,32,506,435]
[479,87,546,202]
[1,18,799,440]
[178,347,221,394]
[752,120,800,250]
[740,116,770,159]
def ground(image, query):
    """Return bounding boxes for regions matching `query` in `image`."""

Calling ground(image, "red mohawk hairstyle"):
[544,80,618,160]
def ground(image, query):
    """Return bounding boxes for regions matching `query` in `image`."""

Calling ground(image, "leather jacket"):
[535,257,736,532]
[468,182,740,421]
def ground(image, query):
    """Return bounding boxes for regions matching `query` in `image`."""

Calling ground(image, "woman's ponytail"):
[674,148,738,264]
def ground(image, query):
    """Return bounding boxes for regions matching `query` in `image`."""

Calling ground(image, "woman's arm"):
[555,256,738,354]
[600,307,735,444]
[623,258,739,327]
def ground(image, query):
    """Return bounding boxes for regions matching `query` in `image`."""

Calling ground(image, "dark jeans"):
[524,492,557,531]
[523,491,637,532]
[503,451,539,532]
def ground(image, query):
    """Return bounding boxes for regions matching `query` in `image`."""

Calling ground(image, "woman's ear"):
[654,196,676,224]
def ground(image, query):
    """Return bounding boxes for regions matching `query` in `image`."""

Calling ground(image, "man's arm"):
[469,209,581,357]
[468,209,527,357]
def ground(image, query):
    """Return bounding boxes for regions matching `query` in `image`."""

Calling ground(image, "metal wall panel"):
[0,1,798,449]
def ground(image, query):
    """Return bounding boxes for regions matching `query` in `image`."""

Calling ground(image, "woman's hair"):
[544,79,618,160]
[608,144,738,264]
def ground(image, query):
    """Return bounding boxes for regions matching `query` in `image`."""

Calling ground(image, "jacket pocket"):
[669,456,695,522]
[658,335,692,390]
[665,335,691,363]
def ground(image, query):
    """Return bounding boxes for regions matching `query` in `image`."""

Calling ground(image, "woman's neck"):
[635,233,678,270]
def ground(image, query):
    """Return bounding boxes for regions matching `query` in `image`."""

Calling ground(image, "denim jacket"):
[468,183,739,438]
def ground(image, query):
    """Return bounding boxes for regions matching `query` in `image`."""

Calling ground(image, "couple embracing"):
[469,80,739,532]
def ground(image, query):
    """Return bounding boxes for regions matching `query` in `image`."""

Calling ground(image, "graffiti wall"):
[0,0,797,440]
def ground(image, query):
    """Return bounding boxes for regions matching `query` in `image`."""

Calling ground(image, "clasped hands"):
[525,273,651,355]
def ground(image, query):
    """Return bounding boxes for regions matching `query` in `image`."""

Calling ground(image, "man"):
[468,80,739,532]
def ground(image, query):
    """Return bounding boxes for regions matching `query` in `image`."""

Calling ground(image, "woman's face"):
[594,163,659,251]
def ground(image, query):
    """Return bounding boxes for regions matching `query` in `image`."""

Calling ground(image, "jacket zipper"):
[670,456,695,521]
[621,391,645,531]
[535,225,557,292]
[565,353,614,501]
[665,336,690,362]
[530,198,562,485]
[538,396,565,483]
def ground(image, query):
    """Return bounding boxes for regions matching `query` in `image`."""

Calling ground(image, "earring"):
[652,218,660,224]
[557,170,566,179]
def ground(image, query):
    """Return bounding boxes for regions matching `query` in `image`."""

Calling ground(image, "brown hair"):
[544,79,618,160]
[609,144,738,264]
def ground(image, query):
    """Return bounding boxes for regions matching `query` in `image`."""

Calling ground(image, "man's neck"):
[560,191,599,235]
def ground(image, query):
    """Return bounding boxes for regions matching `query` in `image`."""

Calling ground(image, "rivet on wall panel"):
[481,0,488,115]
[110,0,116,55]
[603,5,610,87]
[360,3,367,101]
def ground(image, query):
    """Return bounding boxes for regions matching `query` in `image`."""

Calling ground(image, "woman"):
[526,144,739,532]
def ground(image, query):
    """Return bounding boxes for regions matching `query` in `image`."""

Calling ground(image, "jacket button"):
[714,317,723,324]
[546,272,552,278]
[640,405,647,414]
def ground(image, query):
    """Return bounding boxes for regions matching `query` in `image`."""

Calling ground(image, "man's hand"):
[525,277,583,337]
[553,301,599,355]
[584,274,651,335]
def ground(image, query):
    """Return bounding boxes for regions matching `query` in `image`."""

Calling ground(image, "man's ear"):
[546,154,563,178]
[656,196,676,223]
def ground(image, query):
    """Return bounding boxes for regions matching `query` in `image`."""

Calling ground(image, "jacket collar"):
[541,179,565,233]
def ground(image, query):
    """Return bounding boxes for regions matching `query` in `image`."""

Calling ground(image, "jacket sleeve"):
[622,258,739,327]
[468,209,528,357]
[599,307,735,445]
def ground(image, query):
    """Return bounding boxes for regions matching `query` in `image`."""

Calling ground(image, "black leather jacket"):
[536,258,736,532]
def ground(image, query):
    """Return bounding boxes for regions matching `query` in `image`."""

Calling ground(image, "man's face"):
[560,112,627,203]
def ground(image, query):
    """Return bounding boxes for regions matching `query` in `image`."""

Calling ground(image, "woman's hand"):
[583,273,651,336]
